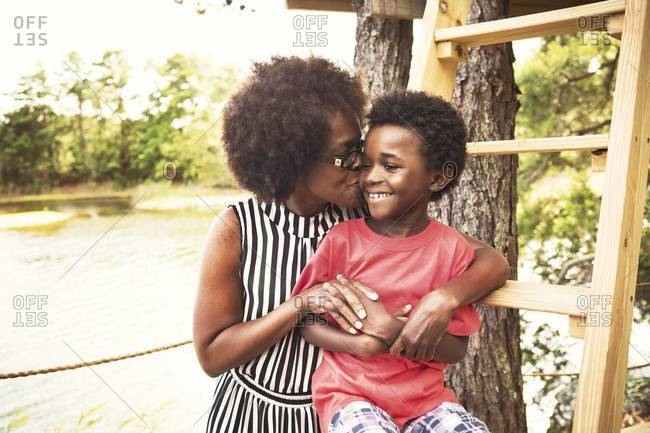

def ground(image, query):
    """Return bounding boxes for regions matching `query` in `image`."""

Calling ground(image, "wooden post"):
[407,0,471,99]
[572,1,650,431]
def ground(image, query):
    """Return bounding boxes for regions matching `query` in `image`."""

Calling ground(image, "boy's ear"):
[429,170,454,192]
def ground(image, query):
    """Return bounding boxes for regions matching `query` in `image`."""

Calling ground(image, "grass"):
[2,402,171,433]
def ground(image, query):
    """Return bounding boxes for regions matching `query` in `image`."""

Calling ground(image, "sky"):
[1,0,541,112]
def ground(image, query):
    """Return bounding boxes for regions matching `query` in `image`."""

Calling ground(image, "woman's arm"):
[193,208,306,377]
[431,334,469,363]
[193,208,375,377]
[390,236,510,360]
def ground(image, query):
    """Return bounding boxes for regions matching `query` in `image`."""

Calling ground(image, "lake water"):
[1,196,647,432]
[1,197,220,433]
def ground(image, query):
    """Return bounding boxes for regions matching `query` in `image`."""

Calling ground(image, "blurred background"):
[0,1,648,432]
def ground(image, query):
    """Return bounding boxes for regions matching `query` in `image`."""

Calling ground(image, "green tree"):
[0,68,63,192]
[515,33,650,431]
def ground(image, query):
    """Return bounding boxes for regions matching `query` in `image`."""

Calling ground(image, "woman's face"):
[299,112,365,209]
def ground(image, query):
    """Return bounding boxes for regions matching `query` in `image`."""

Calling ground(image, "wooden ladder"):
[407,1,649,432]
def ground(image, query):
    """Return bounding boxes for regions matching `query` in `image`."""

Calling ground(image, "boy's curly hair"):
[222,56,367,201]
[367,91,467,201]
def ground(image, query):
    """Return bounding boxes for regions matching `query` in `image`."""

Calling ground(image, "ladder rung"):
[467,134,608,155]
[478,280,588,316]
[435,0,625,48]
[621,422,650,433]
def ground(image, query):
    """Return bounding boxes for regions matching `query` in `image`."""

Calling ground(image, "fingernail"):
[405,304,412,310]
[337,274,344,281]
[349,327,358,334]
[355,321,363,329]
[358,310,367,319]
[370,293,379,301]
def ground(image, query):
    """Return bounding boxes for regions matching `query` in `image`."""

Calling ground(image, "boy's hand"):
[355,333,390,358]
[333,275,411,345]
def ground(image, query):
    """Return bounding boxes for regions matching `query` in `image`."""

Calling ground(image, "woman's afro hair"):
[367,91,467,201]
[222,56,367,201]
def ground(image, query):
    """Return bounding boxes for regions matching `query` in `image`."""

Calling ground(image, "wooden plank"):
[591,149,608,172]
[435,0,625,47]
[370,0,425,20]
[622,423,650,433]
[510,0,597,17]
[285,0,353,13]
[607,12,625,39]
[478,281,589,316]
[467,134,608,155]
[569,315,587,338]
[572,1,650,432]
[407,0,472,99]
[284,0,615,20]
[285,0,427,18]
[436,41,467,62]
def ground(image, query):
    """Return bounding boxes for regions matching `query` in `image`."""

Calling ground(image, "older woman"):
[193,56,509,433]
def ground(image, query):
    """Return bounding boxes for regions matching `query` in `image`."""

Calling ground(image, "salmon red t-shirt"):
[290,217,480,433]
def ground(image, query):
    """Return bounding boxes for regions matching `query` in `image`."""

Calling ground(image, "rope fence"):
[0,339,192,380]
[1,339,648,380]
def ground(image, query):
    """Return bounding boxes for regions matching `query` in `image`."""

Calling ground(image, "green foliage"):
[518,171,600,283]
[516,34,618,191]
[0,51,240,192]
[3,406,32,432]
[516,33,650,431]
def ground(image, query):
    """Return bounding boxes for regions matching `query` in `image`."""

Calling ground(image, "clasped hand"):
[300,274,455,361]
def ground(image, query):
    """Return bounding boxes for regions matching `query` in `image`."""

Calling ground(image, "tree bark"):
[352,0,526,431]
[351,0,413,98]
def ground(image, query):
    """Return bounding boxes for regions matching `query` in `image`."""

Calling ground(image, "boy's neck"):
[365,213,431,239]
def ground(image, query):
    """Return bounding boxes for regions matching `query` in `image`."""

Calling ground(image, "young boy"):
[290,91,491,433]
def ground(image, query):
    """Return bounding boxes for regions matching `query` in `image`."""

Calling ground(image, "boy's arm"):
[430,334,469,364]
[299,317,388,358]
[390,236,508,360]
[431,234,510,308]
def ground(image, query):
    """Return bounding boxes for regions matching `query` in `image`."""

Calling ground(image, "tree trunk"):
[440,1,525,431]
[352,1,526,432]
[351,0,412,98]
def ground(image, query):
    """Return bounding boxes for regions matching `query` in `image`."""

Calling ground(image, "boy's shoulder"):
[428,219,472,248]
[326,217,362,237]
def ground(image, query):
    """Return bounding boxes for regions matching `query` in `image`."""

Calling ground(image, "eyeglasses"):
[316,139,365,169]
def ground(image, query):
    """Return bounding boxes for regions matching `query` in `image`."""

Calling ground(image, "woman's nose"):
[348,152,362,171]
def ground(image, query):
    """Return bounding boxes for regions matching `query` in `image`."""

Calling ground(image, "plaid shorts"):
[328,400,490,433]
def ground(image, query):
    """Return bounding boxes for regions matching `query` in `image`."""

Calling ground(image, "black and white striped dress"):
[206,197,366,433]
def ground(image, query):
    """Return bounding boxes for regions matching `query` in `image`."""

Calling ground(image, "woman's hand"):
[389,290,456,360]
[296,278,379,335]
[333,275,411,344]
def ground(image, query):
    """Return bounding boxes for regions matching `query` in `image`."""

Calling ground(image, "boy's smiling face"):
[360,125,450,221]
